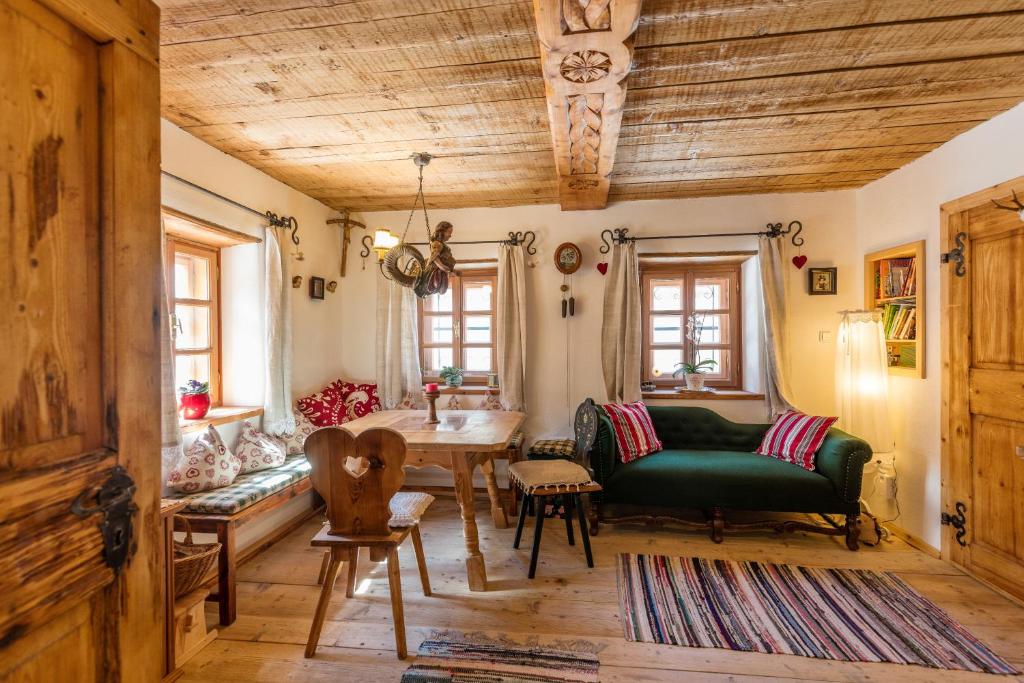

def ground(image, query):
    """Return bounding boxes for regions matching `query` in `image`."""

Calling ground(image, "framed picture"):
[309,276,325,300]
[553,242,582,275]
[808,267,838,295]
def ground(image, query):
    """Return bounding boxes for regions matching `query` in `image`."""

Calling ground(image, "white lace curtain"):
[836,311,894,453]
[263,226,295,435]
[376,274,422,408]
[601,241,642,403]
[160,222,183,483]
[757,236,797,416]
[497,243,527,411]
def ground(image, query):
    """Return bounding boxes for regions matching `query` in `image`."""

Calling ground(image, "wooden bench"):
[167,456,321,626]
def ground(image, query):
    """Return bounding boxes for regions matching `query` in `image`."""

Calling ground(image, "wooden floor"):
[181,498,1024,682]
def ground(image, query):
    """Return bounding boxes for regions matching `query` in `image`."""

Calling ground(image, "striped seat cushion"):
[166,456,311,515]
[756,410,837,471]
[528,438,576,459]
[602,401,663,463]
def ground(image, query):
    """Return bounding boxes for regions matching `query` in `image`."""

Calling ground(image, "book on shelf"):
[876,256,917,299]
[880,302,917,340]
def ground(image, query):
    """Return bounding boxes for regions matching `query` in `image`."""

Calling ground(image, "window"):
[419,269,497,383]
[641,264,742,389]
[165,238,221,404]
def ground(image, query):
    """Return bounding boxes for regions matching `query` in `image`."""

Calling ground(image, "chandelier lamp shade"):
[372,228,400,262]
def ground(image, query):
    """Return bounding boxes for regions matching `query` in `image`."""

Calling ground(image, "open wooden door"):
[942,175,1024,603]
[0,0,162,680]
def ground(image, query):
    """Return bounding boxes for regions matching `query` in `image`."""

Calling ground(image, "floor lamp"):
[836,310,895,540]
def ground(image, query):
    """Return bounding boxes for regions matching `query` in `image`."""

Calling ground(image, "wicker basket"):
[173,515,221,599]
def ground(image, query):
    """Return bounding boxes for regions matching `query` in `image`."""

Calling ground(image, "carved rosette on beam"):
[532,0,642,210]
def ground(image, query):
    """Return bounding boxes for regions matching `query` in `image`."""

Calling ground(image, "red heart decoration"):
[792,255,808,269]
[597,262,608,275]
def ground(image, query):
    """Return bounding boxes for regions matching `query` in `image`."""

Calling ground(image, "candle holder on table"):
[424,386,441,424]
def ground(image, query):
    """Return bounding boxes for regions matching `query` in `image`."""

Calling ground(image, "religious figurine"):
[414,221,458,297]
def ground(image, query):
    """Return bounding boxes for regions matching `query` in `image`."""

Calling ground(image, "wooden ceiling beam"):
[531,0,643,211]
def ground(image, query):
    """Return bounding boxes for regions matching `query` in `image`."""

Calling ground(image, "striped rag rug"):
[617,554,1019,675]
[401,637,599,682]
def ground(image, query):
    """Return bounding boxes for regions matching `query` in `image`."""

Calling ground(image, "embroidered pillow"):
[445,394,463,410]
[278,408,318,455]
[166,425,240,493]
[395,393,418,410]
[479,392,503,410]
[297,385,348,426]
[234,421,287,474]
[330,380,383,420]
[755,410,838,471]
[602,401,663,463]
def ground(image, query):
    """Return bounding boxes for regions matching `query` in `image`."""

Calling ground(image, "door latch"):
[940,231,967,277]
[71,466,138,573]
[940,501,968,547]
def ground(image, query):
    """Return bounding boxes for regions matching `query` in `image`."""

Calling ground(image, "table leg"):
[480,455,509,529]
[452,455,488,591]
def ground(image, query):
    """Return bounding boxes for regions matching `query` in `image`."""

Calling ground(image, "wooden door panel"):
[970,229,1024,368]
[970,415,1024,560]
[969,368,1024,423]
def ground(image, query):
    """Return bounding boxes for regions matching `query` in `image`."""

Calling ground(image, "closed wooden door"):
[942,176,1024,602]
[0,0,162,680]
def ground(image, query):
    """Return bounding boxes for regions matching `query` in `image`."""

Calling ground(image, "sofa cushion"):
[756,410,838,471]
[235,421,287,474]
[602,449,841,513]
[167,456,311,515]
[603,401,663,463]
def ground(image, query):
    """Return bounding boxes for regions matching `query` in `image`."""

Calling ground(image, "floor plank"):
[180,499,1024,682]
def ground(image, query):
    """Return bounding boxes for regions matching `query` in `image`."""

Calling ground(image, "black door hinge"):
[940,231,967,277]
[941,501,967,547]
[71,466,138,573]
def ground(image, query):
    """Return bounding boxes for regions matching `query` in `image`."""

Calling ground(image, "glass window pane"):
[464,347,492,372]
[175,353,210,391]
[463,281,493,311]
[695,348,730,379]
[694,276,730,310]
[423,347,453,373]
[464,315,491,343]
[175,304,210,350]
[174,251,210,300]
[651,349,682,378]
[423,288,453,313]
[687,313,729,345]
[652,315,682,344]
[651,279,682,311]
[426,315,453,343]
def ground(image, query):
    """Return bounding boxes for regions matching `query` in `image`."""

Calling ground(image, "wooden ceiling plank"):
[531,0,644,210]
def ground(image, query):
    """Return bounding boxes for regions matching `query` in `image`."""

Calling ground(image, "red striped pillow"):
[756,410,838,471]
[603,402,663,463]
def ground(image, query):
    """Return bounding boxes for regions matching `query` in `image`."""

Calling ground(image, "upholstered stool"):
[509,459,601,578]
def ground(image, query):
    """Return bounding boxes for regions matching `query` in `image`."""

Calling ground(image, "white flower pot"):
[684,373,706,391]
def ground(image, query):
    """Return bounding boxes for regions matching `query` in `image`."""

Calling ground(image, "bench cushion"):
[167,455,311,515]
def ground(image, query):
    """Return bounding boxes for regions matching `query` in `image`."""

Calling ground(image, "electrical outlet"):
[883,473,898,500]
[818,330,833,343]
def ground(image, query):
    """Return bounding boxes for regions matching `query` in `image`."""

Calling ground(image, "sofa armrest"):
[814,428,872,504]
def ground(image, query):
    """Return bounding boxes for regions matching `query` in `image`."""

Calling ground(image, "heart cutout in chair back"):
[343,455,370,479]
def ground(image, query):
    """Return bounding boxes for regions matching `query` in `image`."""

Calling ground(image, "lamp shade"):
[835,311,894,454]
[373,228,398,250]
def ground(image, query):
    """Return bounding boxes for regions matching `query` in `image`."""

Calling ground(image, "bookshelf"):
[864,240,925,378]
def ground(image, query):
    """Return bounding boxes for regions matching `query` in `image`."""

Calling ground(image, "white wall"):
[855,102,1024,550]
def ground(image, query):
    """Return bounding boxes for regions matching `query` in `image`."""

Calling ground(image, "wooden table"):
[342,409,525,591]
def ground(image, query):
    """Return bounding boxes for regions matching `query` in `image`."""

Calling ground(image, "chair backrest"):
[304,426,408,536]
[573,398,599,466]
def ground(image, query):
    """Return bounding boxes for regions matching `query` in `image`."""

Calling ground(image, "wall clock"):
[554,242,582,274]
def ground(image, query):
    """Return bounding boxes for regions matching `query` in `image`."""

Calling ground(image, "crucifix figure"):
[325,211,366,277]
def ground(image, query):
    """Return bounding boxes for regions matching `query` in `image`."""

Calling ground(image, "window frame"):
[418,267,498,385]
[640,262,743,389]
[164,236,223,406]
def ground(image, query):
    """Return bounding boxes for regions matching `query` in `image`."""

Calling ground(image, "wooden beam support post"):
[532,0,642,211]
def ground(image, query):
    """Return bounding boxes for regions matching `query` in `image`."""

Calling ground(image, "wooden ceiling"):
[159,1,1024,212]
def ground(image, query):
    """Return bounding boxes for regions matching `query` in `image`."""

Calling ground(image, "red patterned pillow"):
[602,401,663,463]
[755,410,838,471]
[330,380,382,420]
[297,385,348,427]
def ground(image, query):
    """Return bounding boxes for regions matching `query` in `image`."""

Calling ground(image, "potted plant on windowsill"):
[673,359,717,392]
[439,366,464,389]
[179,380,212,420]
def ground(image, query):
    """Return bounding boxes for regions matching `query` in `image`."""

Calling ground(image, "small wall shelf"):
[865,240,925,378]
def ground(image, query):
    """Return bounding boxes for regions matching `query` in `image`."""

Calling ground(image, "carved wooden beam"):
[532,0,642,211]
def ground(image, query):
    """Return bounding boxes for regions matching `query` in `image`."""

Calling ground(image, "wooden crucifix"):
[326,211,366,277]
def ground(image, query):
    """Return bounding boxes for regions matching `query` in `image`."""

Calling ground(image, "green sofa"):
[587,405,872,549]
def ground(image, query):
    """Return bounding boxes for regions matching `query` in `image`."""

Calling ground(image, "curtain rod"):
[359,230,538,258]
[600,221,804,254]
[161,170,301,245]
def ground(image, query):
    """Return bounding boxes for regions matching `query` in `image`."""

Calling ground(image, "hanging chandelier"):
[373,153,458,298]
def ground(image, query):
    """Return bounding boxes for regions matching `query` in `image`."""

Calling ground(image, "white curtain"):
[601,241,642,403]
[836,312,894,453]
[160,222,184,484]
[263,226,295,436]
[757,237,797,416]
[376,274,422,408]
[497,244,527,411]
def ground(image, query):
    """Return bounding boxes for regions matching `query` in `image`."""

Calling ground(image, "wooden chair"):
[303,426,432,660]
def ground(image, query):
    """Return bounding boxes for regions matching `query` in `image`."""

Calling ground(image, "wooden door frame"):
[939,173,1024,568]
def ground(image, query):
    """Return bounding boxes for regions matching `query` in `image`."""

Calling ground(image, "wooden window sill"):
[179,406,263,433]
[642,389,764,401]
[436,386,498,395]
